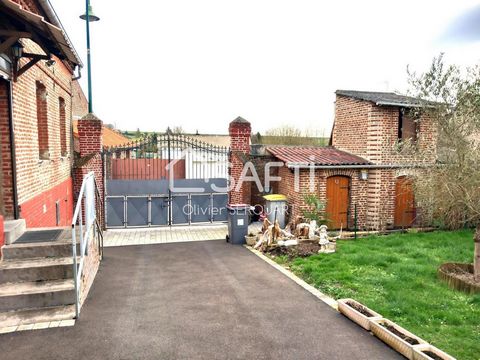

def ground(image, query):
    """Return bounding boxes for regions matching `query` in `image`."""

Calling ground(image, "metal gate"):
[104,132,229,228]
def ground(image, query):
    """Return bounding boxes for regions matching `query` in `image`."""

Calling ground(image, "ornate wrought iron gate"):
[104,132,230,228]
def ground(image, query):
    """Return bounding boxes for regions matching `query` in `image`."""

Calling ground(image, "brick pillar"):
[74,113,104,226]
[228,116,251,205]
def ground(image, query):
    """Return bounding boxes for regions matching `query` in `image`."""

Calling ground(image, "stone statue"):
[318,225,340,253]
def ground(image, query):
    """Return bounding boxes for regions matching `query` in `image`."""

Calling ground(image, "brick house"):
[0,0,86,245]
[261,90,437,230]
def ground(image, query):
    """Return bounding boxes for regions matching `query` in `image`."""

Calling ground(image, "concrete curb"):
[245,246,338,310]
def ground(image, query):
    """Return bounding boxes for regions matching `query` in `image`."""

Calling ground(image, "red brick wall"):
[229,118,251,205]
[10,39,75,227]
[332,95,437,165]
[277,166,370,229]
[74,114,104,226]
[331,96,371,159]
[71,81,88,120]
[18,177,73,227]
[0,79,15,219]
[329,95,438,230]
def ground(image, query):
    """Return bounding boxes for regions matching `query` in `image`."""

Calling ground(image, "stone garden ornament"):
[318,225,340,254]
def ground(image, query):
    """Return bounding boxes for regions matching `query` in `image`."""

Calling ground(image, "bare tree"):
[262,125,327,146]
[265,125,303,139]
[171,126,185,134]
[408,54,480,282]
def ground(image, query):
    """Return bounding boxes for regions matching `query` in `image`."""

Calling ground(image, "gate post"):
[73,113,104,227]
[228,116,251,205]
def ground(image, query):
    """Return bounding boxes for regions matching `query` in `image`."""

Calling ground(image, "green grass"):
[274,230,480,360]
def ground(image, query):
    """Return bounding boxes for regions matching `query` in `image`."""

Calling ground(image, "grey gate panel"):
[106,196,125,227]
[191,194,211,223]
[212,193,228,222]
[104,132,230,228]
[126,196,149,227]
[151,196,169,226]
[171,195,189,225]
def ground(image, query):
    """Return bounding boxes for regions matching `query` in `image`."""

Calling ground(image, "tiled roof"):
[72,121,130,148]
[266,146,371,167]
[336,90,430,108]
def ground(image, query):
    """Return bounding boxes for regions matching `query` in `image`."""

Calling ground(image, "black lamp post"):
[80,0,100,114]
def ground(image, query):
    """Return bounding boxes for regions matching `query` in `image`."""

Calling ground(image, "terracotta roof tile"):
[266,146,371,166]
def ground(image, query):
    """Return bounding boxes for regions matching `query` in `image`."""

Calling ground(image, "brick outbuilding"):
[258,90,437,230]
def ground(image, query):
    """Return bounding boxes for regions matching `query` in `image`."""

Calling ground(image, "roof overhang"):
[286,163,432,169]
[0,0,82,67]
[375,101,436,108]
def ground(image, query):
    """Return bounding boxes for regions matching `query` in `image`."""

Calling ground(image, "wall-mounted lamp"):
[11,41,24,59]
[359,169,368,180]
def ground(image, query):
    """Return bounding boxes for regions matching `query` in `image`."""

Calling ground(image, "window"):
[59,97,67,156]
[398,108,417,142]
[36,81,49,159]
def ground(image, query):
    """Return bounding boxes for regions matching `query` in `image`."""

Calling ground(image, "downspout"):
[7,81,19,219]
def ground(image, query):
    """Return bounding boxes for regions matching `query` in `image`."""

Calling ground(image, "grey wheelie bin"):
[226,204,249,245]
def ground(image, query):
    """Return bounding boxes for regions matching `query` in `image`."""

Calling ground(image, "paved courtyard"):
[103,224,228,246]
[0,240,401,360]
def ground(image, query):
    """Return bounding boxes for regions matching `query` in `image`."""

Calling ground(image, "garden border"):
[245,246,338,309]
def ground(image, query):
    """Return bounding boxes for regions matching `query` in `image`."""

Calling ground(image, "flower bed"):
[337,299,382,330]
[438,263,480,294]
[412,344,457,360]
[370,318,428,359]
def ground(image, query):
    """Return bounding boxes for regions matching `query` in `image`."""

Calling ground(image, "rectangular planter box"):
[370,318,428,359]
[337,298,382,330]
[412,344,456,360]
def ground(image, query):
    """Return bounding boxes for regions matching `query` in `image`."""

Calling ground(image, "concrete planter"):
[337,298,382,330]
[370,319,428,359]
[412,344,456,360]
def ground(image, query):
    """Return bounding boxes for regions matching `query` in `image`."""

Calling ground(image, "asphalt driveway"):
[0,240,402,359]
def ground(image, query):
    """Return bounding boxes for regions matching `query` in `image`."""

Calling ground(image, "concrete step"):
[0,257,76,284]
[4,219,26,245]
[0,304,75,328]
[2,241,80,261]
[0,279,75,312]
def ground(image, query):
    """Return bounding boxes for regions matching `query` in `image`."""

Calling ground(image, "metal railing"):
[71,171,103,318]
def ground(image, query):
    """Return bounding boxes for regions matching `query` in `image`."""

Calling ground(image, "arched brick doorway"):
[326,175,350,229]
[394,176,416,227]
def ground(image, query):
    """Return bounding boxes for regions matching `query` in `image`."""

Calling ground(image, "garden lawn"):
[274,230,480,360]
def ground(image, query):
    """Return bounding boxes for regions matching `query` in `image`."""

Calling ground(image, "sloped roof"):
[0,0,82,65]
[336,90,428,108]
[72,121,130,148]
[267,146,371,167]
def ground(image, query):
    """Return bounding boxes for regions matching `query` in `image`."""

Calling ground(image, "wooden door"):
[394,176,415,227]
[326,176,350,229]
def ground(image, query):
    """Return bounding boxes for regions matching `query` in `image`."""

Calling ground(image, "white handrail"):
[71,171,97,318]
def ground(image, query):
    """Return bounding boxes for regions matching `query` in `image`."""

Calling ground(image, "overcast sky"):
[50,0,480,136]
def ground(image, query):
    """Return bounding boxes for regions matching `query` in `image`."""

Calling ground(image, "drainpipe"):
[6,80,19,219]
